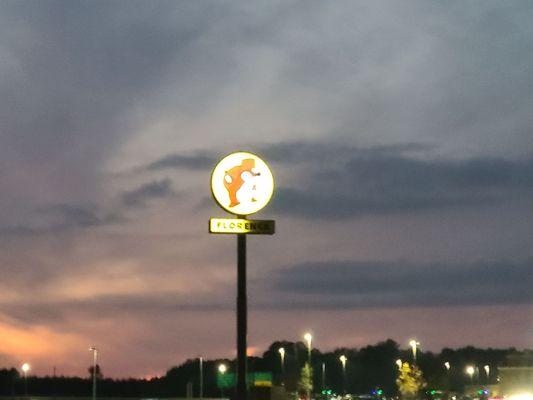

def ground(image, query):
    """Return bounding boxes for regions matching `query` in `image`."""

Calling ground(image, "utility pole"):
[89,347,98,400]
[199,357,204,400]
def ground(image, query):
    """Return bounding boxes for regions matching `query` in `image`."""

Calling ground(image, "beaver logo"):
[211,152,274,216]
[223,158,261,207]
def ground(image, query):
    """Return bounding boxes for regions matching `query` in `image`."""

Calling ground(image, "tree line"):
[0,339,523,398]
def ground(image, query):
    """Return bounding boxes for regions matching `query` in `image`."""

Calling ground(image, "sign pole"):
[210,152,275,400]
[237,231,247,400]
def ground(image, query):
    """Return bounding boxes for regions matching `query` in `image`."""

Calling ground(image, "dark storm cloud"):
[178,141,533,218]
[0,293,232,324]
[271,151,533,218]
[44,204,110,228]
[144,142,431,172]
[0,204,119,237]
[0,178,175,237]
[259,141,433,164]
[5,258,530,323]
[121,178,175,207]
[272,260,533,309]
[145,153,215,171]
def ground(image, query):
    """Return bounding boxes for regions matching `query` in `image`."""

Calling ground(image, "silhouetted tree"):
[0,368,19,395]
[0,340,524,398]
[88,364,103,379]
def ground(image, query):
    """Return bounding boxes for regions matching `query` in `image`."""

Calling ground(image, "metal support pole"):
[343,366,346,395]
[92,349,97,400]
[24,371,28,397]
[322,362,325,391]
[199,357,203,400]
[53,366,57,400]
[307,347,311,400]
[237,233,247,400]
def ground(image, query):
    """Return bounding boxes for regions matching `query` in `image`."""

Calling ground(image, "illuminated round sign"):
[211,152,274,216]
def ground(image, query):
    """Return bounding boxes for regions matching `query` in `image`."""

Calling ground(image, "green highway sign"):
[217,372,272,388]
[209,218,275,235]
[217,373,235,389]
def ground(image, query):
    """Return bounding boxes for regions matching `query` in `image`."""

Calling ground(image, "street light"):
[279,347,286,373]
[304,333,313,361]
[484,365,490,383]
[466,365,475,384]
[21,363,30,397]
[443,361,451,391]
[218,364,227,399]
[278,347,286,386]
[321,362,326,391]
[339,355,347,395]
[409,340,420,363]
[199,356,204,400]
[396,359,403,370]
[303,333,313,400]
[89,347,98,400]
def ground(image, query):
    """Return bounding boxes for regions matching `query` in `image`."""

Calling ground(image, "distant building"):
[499,367,533,395]
[498,351,533,395]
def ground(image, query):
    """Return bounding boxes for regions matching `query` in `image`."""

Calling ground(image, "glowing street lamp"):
[21,363,30,396]
[89,347,98,400]
[466,365,475,384]
[21,363,30,374]
[339,355,347,395]
[218,364,227,399]
[304,333,313,361]
[444,362,451,371]
[278,347,286,386]
[484,365,490,382]
[409,340,420,363]
[278,347,286,372]
[396,359,403,370]
[340,355,347,370]
[303,333,313,400]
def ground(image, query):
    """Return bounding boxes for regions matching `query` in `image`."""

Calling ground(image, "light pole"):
[218,364,227,399]
[303,333,313,400]
[304,333,313,362]
[484,365,490,383]
[199,357,204,400]
[444,362,451,391]
[321,362,326,392]
[278,347,285,386]
[409,340,420,364]
[339,355,347,395]
[21,363,30,397]
[89,347,98,400]
[279,347,286,373]
[466,366,475,385]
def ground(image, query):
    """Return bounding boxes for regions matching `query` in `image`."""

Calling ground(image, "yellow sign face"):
[209,218,275,235]
[211,152,274,216]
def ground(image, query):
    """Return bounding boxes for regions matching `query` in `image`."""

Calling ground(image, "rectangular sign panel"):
[210,218,275,235]
[217,372,273,388]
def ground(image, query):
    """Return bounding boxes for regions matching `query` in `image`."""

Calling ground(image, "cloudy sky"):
[1,1,532,378]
